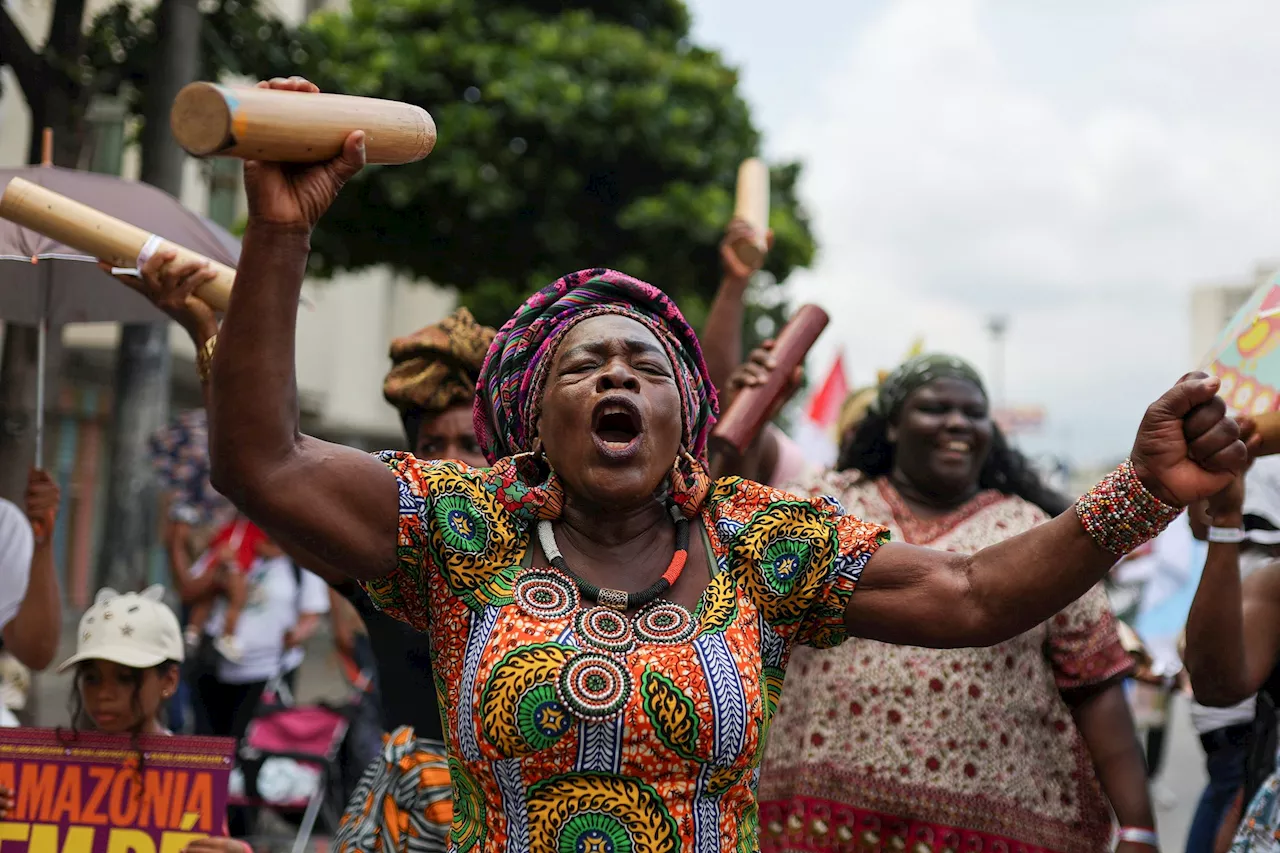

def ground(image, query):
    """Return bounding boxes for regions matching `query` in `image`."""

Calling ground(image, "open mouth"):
[591,397,643,457]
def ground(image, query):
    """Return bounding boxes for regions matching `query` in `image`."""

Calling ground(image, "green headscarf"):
[871,354,987,419]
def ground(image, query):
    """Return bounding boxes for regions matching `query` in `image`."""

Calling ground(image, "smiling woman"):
[756,354,1150,853]
[132,76,1250,853]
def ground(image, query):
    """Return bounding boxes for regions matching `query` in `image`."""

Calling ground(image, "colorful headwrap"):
[383,307,496,417]
[871,353,987,419]
[475,269,718,465]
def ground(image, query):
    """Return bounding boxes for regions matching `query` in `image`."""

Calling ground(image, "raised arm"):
[108,238,368,584]
[1184,468,1280,706]
[702,218,771,393]
[122,78,398,581]
[847,375,1247,647]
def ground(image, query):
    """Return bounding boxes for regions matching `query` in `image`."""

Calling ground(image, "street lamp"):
[986,316,1008,407]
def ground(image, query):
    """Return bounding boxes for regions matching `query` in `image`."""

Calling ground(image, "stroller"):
[230,667,372,853]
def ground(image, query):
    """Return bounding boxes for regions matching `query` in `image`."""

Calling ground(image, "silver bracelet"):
[1208,526,1247,544]
[1117,827,1159,847]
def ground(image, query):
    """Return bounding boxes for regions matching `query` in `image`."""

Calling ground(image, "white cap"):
[58,585,185,673]
[1244,456,1280,532]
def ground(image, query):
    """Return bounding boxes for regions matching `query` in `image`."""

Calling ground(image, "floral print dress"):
[757,472,1132,853]
[359,453,887,853]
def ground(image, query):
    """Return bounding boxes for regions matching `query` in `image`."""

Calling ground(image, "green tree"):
[249,0,816,335]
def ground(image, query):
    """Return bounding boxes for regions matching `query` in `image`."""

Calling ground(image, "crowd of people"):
[4,74,1280,853]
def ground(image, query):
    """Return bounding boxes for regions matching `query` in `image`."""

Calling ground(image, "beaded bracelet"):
[1074,459,1182,556]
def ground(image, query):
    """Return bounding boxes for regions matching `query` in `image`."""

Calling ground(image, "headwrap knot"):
[383,308,496,417]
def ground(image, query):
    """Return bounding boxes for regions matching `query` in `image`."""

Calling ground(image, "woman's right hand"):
[1202,414,1260,521]
[720,217,774,280]
[100,249,220,345]
[243,77,366,232]
[25,468,59,544]
[0,783,14,819]
[723,340,803,415]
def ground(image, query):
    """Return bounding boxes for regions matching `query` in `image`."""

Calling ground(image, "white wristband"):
[1208,526,1247,543]
[136,233,164,272]
[1118,827,1159,847]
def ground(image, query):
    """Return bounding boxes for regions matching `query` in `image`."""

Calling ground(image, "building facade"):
[1189,262,1277,367]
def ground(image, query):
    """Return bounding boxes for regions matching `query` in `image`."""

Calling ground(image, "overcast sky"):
[686,0,1280,466]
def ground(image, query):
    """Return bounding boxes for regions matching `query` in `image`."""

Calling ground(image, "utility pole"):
[95,0,202,591]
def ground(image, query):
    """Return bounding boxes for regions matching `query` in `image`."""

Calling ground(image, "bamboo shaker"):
[0,177,235,311]
[731,158,770,268]
[170,82,437,165]
[710,304,830,456]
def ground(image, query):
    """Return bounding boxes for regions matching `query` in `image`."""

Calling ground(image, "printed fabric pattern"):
[757,471,1132,853]
[333,727,452,853]
[149,408,231,526]
[1232,745,1280,853]
[361,452,888,853]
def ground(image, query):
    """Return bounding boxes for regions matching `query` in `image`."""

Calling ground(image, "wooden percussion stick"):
[731,158,770,268]
[0,178,235,311]
[710,304,830,456]
[170,82,437,165]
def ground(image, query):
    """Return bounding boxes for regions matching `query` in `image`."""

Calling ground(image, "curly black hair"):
[836,409,1071,518]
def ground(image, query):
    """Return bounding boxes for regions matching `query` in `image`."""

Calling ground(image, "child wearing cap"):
[0,586,252,853]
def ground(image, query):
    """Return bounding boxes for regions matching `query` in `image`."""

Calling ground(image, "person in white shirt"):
[0,470,63,676]
[186,535,329,839]
[188,536,330,740]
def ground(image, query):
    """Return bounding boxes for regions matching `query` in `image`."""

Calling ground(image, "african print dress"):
[360,453,887,853]
[757,473,1132,853]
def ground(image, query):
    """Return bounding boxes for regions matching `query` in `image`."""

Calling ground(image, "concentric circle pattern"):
[557,653,634,722]
[633,602,696,645]
[575,606,637,654]
[433,493,490,554]
[514,569,580,620]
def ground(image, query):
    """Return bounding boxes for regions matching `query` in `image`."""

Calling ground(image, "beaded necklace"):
[536,502,689,612]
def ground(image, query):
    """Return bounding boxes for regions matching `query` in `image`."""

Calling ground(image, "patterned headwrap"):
[871,353,987,419]
[475,269,718,465]
[383,308,496,417]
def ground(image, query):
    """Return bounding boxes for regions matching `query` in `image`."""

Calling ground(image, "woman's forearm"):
[702,275,749,394]
[1185,511,1257,706]
[852,511,1118,647]
[1068,681,1155,831]
[2,541,61,670]
[208,222,311,496]
[206,222,398,580]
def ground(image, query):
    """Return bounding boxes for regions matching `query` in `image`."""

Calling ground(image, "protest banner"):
[0,727,234,852]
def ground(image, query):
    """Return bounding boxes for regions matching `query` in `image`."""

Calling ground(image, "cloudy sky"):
[686,0,1280,466]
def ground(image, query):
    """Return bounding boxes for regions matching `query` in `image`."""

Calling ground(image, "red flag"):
[805,351,849,428]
